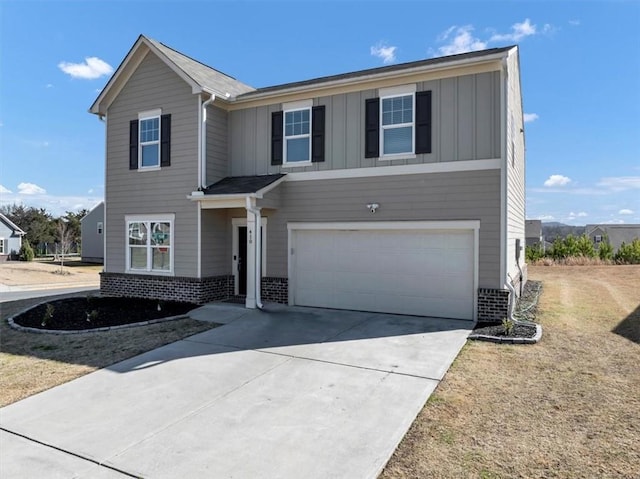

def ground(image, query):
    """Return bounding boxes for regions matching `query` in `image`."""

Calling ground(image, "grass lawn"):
[381,265,640,479]
[0,293,217,407]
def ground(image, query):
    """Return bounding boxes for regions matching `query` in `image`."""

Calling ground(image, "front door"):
[238,226,247,295]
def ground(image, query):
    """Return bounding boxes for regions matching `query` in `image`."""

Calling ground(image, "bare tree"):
[57,219,72,273]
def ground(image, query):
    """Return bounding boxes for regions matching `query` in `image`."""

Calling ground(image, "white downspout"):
[99,114,107,273]
[200,95,215,189]
[245,196,263,309]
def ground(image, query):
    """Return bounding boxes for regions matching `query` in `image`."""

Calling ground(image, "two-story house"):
[90,35,526,322]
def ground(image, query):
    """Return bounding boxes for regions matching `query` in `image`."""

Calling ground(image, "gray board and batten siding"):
[105,52,200,277]
[227,72,501,177]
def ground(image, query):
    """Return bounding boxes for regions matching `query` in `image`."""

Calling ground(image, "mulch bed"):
[12,296,199,331]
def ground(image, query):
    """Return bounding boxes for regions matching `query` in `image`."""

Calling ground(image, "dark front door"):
[238,226,247,295]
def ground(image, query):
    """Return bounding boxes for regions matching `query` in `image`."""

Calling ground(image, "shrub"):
[615,239,640,264]
[19,240,35,261]
[598,236,614,261]
[526,244,545,262]
[575,234,596,258]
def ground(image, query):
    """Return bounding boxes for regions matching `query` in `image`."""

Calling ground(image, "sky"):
[1,0,639,224]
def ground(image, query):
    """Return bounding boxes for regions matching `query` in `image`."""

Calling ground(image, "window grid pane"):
[286,137,310,162]
[382,95,412,126]
[383,126,412,155]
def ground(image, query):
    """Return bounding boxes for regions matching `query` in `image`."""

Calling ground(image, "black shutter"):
[129,120,138,170]
[271,111,283,165]
[160,114,171,167]
[415,91,432,154]
[365,98,380,158]
[311,105,325,163]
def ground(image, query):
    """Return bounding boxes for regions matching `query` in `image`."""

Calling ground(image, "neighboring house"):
[585,224,640,251]
[81,202,105,263]
[89,35,526,322]
[525,219,544,249]
[0,213,26,261]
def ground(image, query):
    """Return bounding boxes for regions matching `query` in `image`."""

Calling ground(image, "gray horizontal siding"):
[229,72,501,176]
[259,169,502,289]
[105,52,199,276]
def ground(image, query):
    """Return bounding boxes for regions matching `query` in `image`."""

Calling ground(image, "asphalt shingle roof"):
[203,174,286,195]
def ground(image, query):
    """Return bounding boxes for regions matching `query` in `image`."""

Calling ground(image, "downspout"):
[99,114,107,273]
[504,275,516,321]
[245,196,263,309]
[200,95,215,189]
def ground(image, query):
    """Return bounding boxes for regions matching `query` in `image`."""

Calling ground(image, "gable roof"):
[90,35,254,116]
[0,213,26,236]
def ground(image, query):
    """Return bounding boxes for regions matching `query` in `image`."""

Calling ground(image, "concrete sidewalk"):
[0,304,472,479]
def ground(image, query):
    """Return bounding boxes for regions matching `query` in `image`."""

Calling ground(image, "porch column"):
[245,208,257,309]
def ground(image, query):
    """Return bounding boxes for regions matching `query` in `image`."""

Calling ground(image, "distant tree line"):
[1,204,87,259]
[526,234,640,264]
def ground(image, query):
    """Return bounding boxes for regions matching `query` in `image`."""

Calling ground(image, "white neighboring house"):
[81,202,105,264]
[0,213,26,261]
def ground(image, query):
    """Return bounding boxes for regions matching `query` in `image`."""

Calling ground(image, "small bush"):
[525,244,545,262]
[615,239,640,264]
[598,237,614,261]
[19,240,35,261]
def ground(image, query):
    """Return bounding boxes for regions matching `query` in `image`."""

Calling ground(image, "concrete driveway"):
[0,303,472,479]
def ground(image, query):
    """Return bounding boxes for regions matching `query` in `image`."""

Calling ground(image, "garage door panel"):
[292,227,475,320]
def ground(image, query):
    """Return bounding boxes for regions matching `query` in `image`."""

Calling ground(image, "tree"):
[56,219,73,271]
[62,209,87,249]
[0,204,56,254]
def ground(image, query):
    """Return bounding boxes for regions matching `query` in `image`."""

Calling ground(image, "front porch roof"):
[188,174,286,208]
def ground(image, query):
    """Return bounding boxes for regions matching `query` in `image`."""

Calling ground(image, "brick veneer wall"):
[477,288,511,321]
[100,272,233,304]
[261,276,288,304]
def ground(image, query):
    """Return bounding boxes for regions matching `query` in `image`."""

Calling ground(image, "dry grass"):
[381,265,640,479]
[0,293,217,407]
[0,259,101,287]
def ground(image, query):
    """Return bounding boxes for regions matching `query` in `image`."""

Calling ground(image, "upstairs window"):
[129,110,171,170]
[271,100,325,166]
[139,115,160,167]
[381,94,414,155]
[284,108,311,164]
[97,222,103,235]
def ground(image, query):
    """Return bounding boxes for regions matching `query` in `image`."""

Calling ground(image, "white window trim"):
[138,109,162,170]
[282,99,313,167]
[380,92,415,159]
[125,213,175,275]
[97,222,103,235]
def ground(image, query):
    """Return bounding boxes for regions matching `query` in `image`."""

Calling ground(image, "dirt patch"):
[0,259,101,287]
[12,296,199,331]
[381,265,640,479]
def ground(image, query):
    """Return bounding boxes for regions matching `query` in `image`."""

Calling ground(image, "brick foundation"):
[261,276,288,304]
[100,272,234,304]
[477,288,511,322]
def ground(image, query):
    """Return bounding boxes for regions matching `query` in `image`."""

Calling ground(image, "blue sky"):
[1,0,639,224]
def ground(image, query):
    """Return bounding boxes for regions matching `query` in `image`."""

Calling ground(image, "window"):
[594,235,602,244]
[129,110,171,170]
[365,86,431,159]
[139,115,160,167]
[381,94,414,155]
[97,222,103,235]
[271,101,325,166]
[126,215,174,274]
[0,238,5,254]
[284,108,311,163]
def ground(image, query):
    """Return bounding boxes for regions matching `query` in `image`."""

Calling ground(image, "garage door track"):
[0,304,472,479]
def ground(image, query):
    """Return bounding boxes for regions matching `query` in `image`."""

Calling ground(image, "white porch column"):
[245,208,257,309]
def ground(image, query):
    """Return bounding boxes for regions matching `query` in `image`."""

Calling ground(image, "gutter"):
[199,95,215,189]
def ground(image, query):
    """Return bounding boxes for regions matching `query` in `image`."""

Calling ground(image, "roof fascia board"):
[226,59,503,111]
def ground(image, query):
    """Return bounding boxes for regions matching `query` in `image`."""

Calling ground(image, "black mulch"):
[12,296,199,331]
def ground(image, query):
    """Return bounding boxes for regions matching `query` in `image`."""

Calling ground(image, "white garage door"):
[291,227,475,320]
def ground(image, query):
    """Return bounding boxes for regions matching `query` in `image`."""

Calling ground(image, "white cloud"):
[544,175,571,187]
[619,209,634,215]
[0,184,12,194]
[523,113,539,123]
[539,215,555,221]
[45,83,54,88]
[578,212,588,217]
[437,25,487,55]
[58,56,113,80]
[489,19,537,42]
[370,43,397,64]
[597,176,640,192]
[569,20,581,26]
[17,182,46,195]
